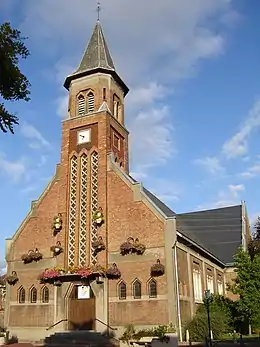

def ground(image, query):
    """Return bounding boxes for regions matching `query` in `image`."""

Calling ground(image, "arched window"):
[118,281,126,300]
[30,287,37,303]
[87,92,94,113]
[77,94,85,116]
[148,279,157,298]
[42,286,49,303]
[18,287,25,304]
[132,279,141,299]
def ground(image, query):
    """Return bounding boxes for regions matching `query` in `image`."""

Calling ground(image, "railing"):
[46,318,68,331]
[95,318,117,331]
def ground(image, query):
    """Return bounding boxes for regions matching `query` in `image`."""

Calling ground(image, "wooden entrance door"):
[68,285,96,330]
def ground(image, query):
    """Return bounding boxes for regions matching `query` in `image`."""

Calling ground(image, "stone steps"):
[43,331,119,347]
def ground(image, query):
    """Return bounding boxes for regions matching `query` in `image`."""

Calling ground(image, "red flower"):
[77,269,92,278]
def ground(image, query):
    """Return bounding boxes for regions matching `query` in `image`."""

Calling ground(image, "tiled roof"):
[176,205,242,264]
[76,22,115,73]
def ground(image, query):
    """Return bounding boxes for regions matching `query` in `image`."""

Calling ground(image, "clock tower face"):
[77,129,91,145]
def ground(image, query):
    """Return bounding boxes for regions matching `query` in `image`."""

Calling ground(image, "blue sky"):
[0,0,260,268]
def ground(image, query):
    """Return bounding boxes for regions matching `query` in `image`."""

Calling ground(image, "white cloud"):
[38,155,48,167]
[0,153,27,183]
[56,94,68,119]
[19,0,234,85]
[148,179,182,204]
[127,83,169,109]
[228,184,245,198]
[21,185,37,194]
[197,183,245,210]
[129,105,175,176]
[240,162,260,179]
[0,260,6,275]
[222,98,260,159]
[20,122,51,149]
[194,156,225,175]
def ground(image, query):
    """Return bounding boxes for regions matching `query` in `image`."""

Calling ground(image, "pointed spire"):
[76,22,115,73]
[64,21,128,95]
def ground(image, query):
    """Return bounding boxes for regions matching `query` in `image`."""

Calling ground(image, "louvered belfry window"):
[87,92,94,113]
[78,95,85,116]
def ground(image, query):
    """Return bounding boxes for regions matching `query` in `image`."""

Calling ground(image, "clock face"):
[77,129,91,145]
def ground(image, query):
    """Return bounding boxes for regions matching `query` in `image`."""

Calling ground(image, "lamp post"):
[204,289,212,347]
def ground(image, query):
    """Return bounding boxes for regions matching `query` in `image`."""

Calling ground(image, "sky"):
[0,0,260,269]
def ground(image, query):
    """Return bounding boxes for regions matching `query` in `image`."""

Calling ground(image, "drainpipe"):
[174,241,182,342]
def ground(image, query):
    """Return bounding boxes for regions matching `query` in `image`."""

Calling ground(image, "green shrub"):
[185,309,230,342]
[184,295,234,342]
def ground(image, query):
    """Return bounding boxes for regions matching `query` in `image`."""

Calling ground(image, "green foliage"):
[254,217,260,240]
[120,323,176,343]
[0,22,30,133]
[229,246,260,330]
[185,295,232,342]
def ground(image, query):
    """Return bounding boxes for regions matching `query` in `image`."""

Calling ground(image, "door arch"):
[68,284,96,330]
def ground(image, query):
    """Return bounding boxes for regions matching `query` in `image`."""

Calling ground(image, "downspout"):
[174,240,182,342]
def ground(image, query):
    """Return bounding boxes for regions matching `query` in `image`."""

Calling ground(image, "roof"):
[176,205,242,264]
[142,187,176,217]
[76,22,115,73]
[131,177,241,264]
[63,22,129,95]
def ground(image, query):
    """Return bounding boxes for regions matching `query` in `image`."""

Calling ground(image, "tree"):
[0,22,30,133]
[248,216,260,260]
[253,217,260,240]
[228,246,260,333]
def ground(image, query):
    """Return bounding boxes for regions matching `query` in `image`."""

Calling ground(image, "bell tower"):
[61,21,129,269]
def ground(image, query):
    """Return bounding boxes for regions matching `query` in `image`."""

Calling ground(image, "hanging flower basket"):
[92,207,104,226]
[120,237,134,255]
[30,248,43,262]
[21,250,33,264]
[133,238,146,255]
[6,271,18,285]
[120,237,146,255]
[150,259,165,277]
[21,248,43,263]
[52,213,63,235]
[50,241,63,256]
[106,263,121,279]
[92,236,106,254]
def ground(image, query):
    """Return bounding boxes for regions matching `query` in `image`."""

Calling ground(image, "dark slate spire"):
[64,22,129,96]
[76,22,115,73]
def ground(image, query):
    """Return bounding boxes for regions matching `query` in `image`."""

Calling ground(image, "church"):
[2,20,251,343]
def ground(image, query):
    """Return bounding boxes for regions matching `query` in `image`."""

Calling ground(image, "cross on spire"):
[97,1,101,22]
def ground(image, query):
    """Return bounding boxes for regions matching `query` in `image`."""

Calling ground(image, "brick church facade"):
[2,21,251,342]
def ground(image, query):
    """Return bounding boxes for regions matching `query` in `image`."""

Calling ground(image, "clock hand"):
[80,135,85,139]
